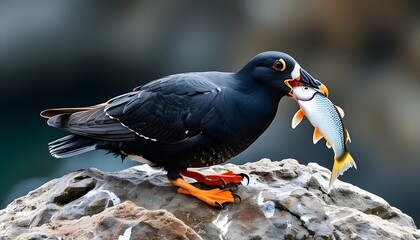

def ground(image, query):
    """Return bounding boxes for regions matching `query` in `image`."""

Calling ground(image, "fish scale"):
[303,93,346,157]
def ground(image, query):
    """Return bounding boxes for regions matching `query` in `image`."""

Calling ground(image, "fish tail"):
[329,151,357,190]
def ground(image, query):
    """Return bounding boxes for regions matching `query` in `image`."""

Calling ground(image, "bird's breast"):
[190,93,277,165]
[203,90,278,140]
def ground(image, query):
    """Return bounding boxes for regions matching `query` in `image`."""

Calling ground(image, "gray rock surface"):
[1,158,419,239]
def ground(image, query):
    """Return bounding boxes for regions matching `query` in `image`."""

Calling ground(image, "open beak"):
[284,67,329,97]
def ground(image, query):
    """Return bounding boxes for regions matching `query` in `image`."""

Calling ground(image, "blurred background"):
[1,0,420,225]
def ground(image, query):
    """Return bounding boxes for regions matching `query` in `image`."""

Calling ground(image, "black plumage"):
[41,51,326,206]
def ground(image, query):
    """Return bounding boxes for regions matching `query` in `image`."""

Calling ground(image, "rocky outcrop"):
[0,159,419,239]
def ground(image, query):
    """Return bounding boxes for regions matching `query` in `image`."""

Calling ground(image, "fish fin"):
[335,105,345,118]
[292,109,305,129]
[326,141,332,149]
[346,129,351,143]
[313,128,323,144]
[329,151,357,190]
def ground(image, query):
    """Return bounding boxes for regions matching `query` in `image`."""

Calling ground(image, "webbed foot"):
[169,178,238,207]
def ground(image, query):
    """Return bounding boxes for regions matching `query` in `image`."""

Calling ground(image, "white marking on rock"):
[286,220,292,230]
[15,210,33,217]
[84,187,121,206]
[212,212,231,239]
[247,175,267,188]
[118,226,132,240]
[300,214,318,225]
[102,189,121,206]
[257,191,275,218]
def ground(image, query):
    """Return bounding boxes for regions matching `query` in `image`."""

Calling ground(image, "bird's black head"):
[238,51,328,97]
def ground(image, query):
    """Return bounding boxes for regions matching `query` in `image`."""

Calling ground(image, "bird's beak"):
[317,83,329,97]
[284,66,329,97]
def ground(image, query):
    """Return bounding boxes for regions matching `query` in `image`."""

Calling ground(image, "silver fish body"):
[292,86,356,189]
[295,88,345,157]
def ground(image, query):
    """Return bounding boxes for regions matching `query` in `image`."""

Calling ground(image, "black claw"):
[232,193,242,204]
[215,201,223,209]
[239,173,250,186]
[219,178,226,189]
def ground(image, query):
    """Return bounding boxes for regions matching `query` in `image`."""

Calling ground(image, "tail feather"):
[40,103,106,119]
[329,151,357,189]
[49,135,98,158]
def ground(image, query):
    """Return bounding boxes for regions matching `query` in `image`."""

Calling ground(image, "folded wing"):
[44,73,221,143]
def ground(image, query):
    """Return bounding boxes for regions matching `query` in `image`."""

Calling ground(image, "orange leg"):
[180,170,249,187]
[169,178,237,207]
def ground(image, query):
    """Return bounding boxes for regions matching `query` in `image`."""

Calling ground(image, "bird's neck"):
[231,72,284,103]
[222,79,281,131]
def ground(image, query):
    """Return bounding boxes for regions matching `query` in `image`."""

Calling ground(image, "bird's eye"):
[303,87,309,91]
[273,59,286,72]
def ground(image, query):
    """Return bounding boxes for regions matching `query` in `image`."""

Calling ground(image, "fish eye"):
[273,59,286,72]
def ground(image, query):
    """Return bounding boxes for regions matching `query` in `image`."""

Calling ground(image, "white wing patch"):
[128,155,154,165]
[105,111,157,142]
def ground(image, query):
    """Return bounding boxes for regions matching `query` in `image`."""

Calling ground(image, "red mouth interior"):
[289,80,300,88]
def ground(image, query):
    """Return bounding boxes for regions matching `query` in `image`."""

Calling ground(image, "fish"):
[291,86,356,189]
